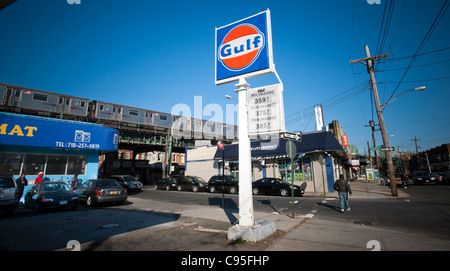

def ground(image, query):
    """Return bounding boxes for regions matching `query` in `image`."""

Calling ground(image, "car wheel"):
[252,187,259,195]
[209,186,216,193]
[177,185,182,191]
[24,195,30,208]
[192,186,199,192]
[229,187,237,194]
[86,196,94,207]
[165,185,171,191]
[35,202,41,213]
[280,188,289,197]
[154,184,159,190]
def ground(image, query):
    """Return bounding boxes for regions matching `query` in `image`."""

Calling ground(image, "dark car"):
[110,175,143,192]
[412,171,436,185]
[75,179,127,207]
[208,175,239,194]
[154,176,179,191]
[252,178,304,197]
[24,181,78,212]
[431,172,444,183]
[176,176,208,192]
[0,174,19,216]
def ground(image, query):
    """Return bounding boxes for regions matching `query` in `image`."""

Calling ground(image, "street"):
[1,183,449,251]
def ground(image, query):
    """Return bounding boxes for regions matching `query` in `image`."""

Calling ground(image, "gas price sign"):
[247,84,285,136]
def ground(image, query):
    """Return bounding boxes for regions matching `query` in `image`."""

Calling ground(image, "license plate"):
[110,191,117,195]
[60,200,68,205]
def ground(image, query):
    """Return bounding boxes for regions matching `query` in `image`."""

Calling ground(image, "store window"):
[0,153,23,175]
[23,154,46,175]
[46,155,67,175]
[0,153,86,176]
[278,156,312,181]
[67,155,86,175]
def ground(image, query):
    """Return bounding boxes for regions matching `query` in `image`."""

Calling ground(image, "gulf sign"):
[215,10,274,85]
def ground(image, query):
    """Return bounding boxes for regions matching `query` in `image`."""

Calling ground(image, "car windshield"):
[226,176,239,183]
[276,179,290,185]
[96,179,120,187]
[417,172,430,177]
[0,177,15,188]
[122,176,137,182]
[41,182,71,192]
[192,177,206,183]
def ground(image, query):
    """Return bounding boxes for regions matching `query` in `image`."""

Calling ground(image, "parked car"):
[75,179,127,207]
[431,172,444,183]
[154,176,179,191]
[443,171,450,185]
[109,175,143,192]
[0,174,19,216]
[208,175,239,194]
[252,178,304,197]
[412,171,436,185]
[24,181,78,212]
[176,176,208,192]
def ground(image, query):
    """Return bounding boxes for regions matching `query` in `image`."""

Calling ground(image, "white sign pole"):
[235,77,254,228]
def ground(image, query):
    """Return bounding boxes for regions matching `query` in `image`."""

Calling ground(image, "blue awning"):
[214,131,347,160]
[0,112,119,151]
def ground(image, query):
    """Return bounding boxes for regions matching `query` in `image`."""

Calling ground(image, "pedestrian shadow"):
[317,202,341,213]
[208,197,238,225]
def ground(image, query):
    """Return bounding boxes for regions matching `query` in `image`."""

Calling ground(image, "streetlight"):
[380,86,426,110]
[225,95,238,102]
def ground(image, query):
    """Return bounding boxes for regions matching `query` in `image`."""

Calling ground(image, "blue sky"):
[1,0,449,155]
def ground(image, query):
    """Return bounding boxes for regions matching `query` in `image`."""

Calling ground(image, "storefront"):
[0,112,119,201]
[202,131,351,194]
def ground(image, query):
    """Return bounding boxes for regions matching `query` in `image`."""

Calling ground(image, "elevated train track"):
[0,83,237,154]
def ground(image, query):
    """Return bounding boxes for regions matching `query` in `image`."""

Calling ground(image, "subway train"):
[0,83,237,140]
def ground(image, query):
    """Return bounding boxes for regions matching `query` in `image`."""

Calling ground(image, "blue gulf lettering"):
[234,44,244,54]
[253,36,261,48]
[220,44,231,57]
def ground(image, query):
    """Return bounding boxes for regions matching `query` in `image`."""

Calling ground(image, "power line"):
[382,46,450,63]
[377,59,450,72]
[378,75,450,84]
[285,81,367,120]
[285,82,371,126]
[387,0,450,102]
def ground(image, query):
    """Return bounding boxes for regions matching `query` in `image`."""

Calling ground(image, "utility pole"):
[411,136,421,170]
[351,45,398,196]
[365,120,379,168]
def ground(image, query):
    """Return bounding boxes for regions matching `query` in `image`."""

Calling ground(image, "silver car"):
[0,175,19,216]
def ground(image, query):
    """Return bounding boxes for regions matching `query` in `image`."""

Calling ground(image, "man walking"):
[334,174,352,213]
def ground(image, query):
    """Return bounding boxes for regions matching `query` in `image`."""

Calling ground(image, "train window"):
[59,97,63,104]
[65,99,70,105]
[118,107,122,114]
[113,107,116,113]
[159,115,168,121]
[81,101,85,108]
[15,90,20,97]
[129,109,139,117]
[33,93,48,102]
[99,104,104,111]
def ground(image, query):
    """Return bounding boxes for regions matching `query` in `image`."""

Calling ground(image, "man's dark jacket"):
[334,177,352,194]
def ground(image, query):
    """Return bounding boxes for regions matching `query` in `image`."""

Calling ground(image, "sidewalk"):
[264,181,450,251]
[303,179,411,199]
[165,180,450,251]
[77,180,450,251]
